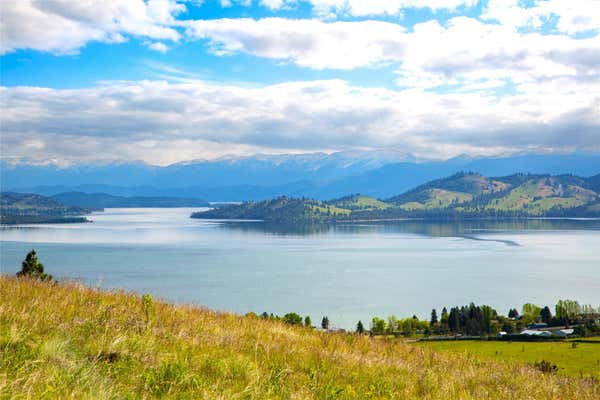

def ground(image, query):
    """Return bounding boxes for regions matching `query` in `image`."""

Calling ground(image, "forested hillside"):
[0,192,92,224]
[193,173,600,222]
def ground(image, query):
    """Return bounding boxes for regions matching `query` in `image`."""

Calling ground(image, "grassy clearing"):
[332,196,391,210]
[308,204,351,215]
[1,276,599,399]
[415,340,600,379]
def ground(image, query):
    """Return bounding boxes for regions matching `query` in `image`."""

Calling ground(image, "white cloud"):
[1,0,599,165]
[396,16,600,90]
[184,18,407,69]
[182,16,600,92]
[147,42,169,52]
[312,0,476,18]
[255,0,477,17]
[0,0,186,54]
[2,78,598,164]
[482,0,600,35]
[260,0,291,10]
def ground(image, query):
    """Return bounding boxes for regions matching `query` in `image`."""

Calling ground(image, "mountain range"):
[2,152,600,201]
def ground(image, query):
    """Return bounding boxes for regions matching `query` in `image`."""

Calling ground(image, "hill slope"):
[194,173,600,222]
[327,194,391,210]
[0,192,92,224]
[387,172,510,210]
[1,276,598,399]
[192,196,350,223]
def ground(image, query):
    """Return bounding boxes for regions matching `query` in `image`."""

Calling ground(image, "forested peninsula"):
[192,172,600,223]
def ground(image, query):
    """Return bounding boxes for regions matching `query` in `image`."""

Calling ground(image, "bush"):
[533,360,559,374]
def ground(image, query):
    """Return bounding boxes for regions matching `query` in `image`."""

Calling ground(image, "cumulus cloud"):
[0,0,185,54]
[2,0,599,164]
[182,16,600,91]
[396,17,600,89]
[184,18,407,69]
[147,41,170,52]
[482,0,600,35]
[1,79,598,164]
[255,0,477,17]
[311,0,475,18]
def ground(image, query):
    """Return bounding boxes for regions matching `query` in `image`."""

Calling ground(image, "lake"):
[1,208,599,329]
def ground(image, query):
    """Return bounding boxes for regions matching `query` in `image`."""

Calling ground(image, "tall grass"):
[1,276,598,399]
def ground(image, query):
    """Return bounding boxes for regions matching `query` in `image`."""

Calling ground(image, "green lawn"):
[415,340,600,379]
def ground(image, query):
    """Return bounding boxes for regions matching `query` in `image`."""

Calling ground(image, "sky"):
[1,0,599,166]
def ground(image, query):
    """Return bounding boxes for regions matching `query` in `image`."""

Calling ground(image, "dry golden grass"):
[1,276,598,399]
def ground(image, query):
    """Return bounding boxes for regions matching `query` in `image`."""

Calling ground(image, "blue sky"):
[1,0,599,165]
[1,1,483,90]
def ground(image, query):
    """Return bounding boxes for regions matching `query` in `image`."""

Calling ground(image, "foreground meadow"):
[415,340,600,379]
[1,276,598,399]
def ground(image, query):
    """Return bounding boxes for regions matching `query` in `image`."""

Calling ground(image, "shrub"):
[142,294,153,324]
[16,250,52,281]
[533,360,559,374]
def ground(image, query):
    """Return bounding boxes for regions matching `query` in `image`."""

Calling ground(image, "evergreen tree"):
[430,309,438,327]
[508,308,519,319]
[321,316,330,330]
[17,249,51,281]
[440,307,449,331]
[304,316,312,327]
[540,306,552,324]
[356,320,365,334]
[448,307,460,333]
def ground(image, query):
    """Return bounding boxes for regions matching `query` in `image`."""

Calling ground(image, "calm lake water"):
[1,208,599,329]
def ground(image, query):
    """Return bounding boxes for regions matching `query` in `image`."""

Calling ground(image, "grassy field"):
[1,277,599,399]
[415,340,600,379]
[398,189,472,210]
[329,195,391,211]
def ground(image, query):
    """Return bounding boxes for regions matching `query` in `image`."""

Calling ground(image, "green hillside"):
[0,192,92,224]
[193,173,600,223]
[192,196,349,223]
[388,172,510,210]
[327,194,391,210]
[478,177,596,214]
[2,276,599,399]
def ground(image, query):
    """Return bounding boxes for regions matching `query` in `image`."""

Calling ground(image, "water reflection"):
[215,218,600,238]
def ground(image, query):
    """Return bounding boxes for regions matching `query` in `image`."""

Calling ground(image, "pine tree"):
[321,316,329,330]
[440,307,450,332]
[16,249,52,281]
[448,307,460,333]
[356,320,365,334]
[430,309,438,327]
[540,306,552,324]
